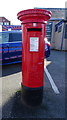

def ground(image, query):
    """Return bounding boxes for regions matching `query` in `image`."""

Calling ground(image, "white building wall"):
[51,20,61,49]
[62,38,67,50]
[51,21,56,49]
[63,22,67,50]
[51,21,67,50]
[54,22,64,50]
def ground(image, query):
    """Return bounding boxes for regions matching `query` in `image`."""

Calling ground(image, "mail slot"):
[27,28,42,31]
[17,9,52,106]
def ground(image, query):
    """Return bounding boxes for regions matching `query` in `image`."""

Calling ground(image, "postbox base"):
[21,84,43,107]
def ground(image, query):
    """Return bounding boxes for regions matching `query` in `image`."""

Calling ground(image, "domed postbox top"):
[17,9,52,24]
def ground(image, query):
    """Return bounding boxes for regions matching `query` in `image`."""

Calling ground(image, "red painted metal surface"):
[17,9,52,24]
[17,9,52,88]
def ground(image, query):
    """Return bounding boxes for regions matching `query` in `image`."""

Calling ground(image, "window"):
[64,24,67,39]
[6,22,9,25]
[58,25,62,32]
[0,32,9,43]
[0,32,22,43]
[9,33,22,42]
[0,22,3,25]
[4,22,9,25]
[4,22,6,25]
[55,26,58,32]
[46,31,51,36]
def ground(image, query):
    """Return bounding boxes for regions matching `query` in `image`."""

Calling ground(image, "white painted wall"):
[54,23,64,50]
[51,21,67,50]
[51,21,56,49]
[62,38,67,50]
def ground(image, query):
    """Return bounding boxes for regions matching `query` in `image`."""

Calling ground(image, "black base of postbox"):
[21,84,43,107]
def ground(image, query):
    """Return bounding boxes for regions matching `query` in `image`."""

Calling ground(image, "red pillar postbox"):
[17,9,52,106]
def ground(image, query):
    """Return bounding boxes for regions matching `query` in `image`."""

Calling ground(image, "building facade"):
[51,20,66,50]
[1,8,67,50]
[2,25,21,31]
[0,17,11,25]
[41,8,66,50]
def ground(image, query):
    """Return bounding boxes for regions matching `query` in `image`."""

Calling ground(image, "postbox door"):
[22,25,45,88]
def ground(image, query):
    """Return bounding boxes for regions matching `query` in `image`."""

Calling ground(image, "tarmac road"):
[1,50,66,119]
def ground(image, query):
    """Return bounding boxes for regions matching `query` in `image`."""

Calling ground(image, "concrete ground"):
[0,50,66,119]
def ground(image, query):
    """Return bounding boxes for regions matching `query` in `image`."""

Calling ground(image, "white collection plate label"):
[30,37,39,52]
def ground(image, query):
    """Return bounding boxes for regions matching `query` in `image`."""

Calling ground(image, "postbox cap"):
[17,9,52,24]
